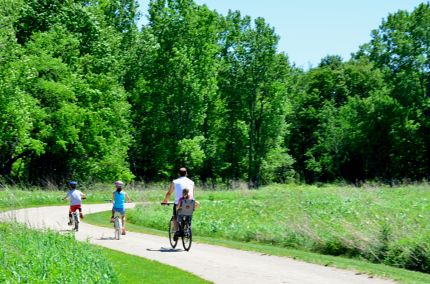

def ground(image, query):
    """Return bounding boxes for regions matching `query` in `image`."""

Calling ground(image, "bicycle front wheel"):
[182,222,192,251]
[169,217,178,248]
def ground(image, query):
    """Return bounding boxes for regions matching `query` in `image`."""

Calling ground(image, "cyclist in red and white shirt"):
[63,181,86,225]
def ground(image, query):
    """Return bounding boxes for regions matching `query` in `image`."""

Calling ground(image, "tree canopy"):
[1,0,428,186]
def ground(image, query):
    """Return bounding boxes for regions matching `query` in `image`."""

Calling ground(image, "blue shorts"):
[113,207,125,216]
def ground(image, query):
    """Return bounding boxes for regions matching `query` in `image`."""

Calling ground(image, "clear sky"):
[137,1,427,69]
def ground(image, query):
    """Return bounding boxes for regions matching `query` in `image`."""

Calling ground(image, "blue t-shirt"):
[113,191,125,209]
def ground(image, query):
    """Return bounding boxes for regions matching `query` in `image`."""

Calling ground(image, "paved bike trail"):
[0,204,396,284]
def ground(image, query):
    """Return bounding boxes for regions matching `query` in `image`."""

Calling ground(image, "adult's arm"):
[162,182,174,203]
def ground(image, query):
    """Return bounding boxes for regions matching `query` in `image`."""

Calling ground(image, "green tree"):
[0,0,44,181]
[355,3,430,180]
[129,0,220,181]
[287,57,387,182]
[1,0,134,184]
[219,11,292,186]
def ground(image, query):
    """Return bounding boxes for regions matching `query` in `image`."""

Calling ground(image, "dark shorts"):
[173,203,177,217]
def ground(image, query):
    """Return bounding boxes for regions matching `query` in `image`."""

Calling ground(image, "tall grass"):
[0,222,117,283]
[128,183,430,273]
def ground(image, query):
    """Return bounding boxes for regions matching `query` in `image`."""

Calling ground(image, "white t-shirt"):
[66,189,84,206]
[173,176,194,204]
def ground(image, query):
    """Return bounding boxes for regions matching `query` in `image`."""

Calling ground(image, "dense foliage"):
[1,0,429,185]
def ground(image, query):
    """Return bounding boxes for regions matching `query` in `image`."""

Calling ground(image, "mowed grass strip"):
[101,247,210,284]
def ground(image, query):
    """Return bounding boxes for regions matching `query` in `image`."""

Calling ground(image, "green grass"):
[85,209,430,284]
[127,184,430,273]
[101,247,210,284]
[0,222,117,283]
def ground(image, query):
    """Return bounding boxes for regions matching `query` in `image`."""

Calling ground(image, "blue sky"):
[137,1,426,68]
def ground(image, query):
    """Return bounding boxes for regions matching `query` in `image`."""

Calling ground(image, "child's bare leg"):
[121,215,126,229]
[121,215,126,235]
[110,209,115,222]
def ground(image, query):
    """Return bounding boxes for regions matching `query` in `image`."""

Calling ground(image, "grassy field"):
[117,183,430,276]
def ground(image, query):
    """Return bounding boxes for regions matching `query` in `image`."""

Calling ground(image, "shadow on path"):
[98,236,117,240]
[146,247,183,253]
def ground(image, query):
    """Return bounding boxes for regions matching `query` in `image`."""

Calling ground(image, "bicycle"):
[105,199,124,240]
[161,201,194,251]
[113,211,122,240]
[71,211,80,232]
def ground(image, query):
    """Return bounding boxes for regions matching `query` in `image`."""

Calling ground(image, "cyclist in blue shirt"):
[110,181,131,235]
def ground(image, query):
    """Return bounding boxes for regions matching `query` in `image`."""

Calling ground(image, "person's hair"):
[178,167,187,177]
[182,188,189,195]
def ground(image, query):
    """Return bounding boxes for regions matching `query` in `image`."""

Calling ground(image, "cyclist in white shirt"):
[162,167,194,239]
[63,181,86,225]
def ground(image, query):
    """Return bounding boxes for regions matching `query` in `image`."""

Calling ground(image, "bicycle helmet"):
[114,180,124,187]
[68,181,77,188]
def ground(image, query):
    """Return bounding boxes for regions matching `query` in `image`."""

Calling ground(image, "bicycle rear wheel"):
[73,213,79,232]
[114,217,121,240]
[182,221,192,251]
[169,217,178,248]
